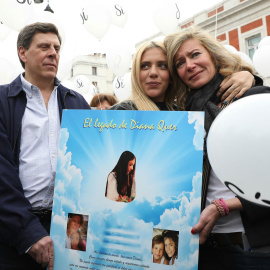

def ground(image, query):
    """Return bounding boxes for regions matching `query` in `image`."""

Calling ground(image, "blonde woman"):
[111,40,179,111]
[164,26,270,270]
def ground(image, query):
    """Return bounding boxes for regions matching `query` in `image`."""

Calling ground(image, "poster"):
[50,110,204,270]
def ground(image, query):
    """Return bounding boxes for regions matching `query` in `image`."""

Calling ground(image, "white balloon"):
[207,94,270,207]
[57,58,72,81]
[237,51,253,67]
[153,1,180,35]
[253,46,270,77]
[258,36,270,48]
[83,2,111,40]
[73,75,91,95]
[82,93,93,104]
[101,25,134,55]
[0,22,11,41]
[223,44,238,54]
[32,0,47,13]
[0,31,21,68]
[0,57,19,84]
[0,0,34,31]
[106,42,132,77]
[113,72,131,101]
[61,79,74,90]
[62,78,96,105]
[50,0,82,32]
[110,3,128,28]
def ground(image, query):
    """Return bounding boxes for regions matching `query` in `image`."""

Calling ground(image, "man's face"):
[19,32,60,81]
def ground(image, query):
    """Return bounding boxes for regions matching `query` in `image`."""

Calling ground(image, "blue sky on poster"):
[0,0,223,79]
[50,110,204,269]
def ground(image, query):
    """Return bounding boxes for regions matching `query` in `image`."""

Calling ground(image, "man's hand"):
[28,236,54,269]
[191,204,220,244]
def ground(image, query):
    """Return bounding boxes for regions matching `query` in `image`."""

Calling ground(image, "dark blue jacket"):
[0,76,90,254]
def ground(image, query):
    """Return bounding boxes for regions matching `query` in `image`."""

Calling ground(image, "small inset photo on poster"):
[151,228,179,266]
[65,213,89,252]
[105,151,136,203]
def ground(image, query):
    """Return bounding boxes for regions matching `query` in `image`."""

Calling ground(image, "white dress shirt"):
[19,74,60,210]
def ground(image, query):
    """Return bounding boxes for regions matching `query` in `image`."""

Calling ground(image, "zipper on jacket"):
[13,126,20,153]
[63,92,67,109]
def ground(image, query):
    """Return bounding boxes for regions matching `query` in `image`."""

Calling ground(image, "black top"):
[110,100,182,111]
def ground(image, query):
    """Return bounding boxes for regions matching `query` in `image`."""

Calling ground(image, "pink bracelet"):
[219,198,229,216]
[211,200,225,216]
[211,199,229,217]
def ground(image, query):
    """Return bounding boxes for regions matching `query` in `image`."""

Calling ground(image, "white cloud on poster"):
[159,207,182,228]
[54,180,66,194]
[58,128,69,152]
[158,172,201,229]
[176,249,199,269]
[67,249,81,264]
[52,214,66,228]
[188,112,204,151]
[156,171,202,269]
[55,128,83,214]
[53,235,65,255]
[190,172,202,200]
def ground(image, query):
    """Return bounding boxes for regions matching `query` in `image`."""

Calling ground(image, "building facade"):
[137,0,270,84]
[71,53,115,94]
[183,0,270,61]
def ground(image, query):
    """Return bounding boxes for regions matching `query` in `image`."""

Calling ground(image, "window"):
[247,34,261,60]
[92,67,97,75]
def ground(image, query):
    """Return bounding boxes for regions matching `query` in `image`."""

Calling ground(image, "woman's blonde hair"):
[131,40,176,110]
[164,26,254,109]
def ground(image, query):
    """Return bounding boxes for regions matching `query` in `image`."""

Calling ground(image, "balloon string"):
[88,60,102,109]
[94,89,102,110]
[97,94,102,109]
[99,50,106,110]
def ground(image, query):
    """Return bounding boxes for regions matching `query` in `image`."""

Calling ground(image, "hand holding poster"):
[50,110,204,270]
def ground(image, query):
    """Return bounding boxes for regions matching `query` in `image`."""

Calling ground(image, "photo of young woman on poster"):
[65,213,88,251]
[70,230,86,251]
[162,230,179,265]
[105,151,136,203]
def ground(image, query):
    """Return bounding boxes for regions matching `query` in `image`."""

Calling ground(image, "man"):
[0,22,90,270]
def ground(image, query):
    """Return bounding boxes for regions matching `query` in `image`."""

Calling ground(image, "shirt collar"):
[20,73,60,97]
[20,73,33,98]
